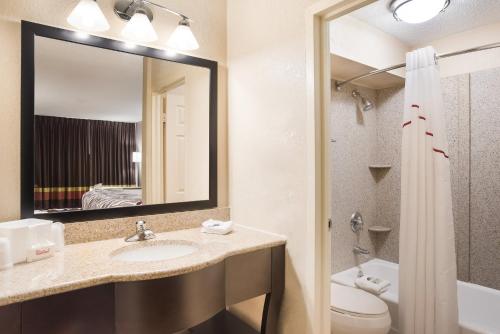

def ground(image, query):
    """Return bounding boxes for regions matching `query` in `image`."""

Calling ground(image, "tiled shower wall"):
[469,68,500,289]
[331,67,500,290]
[330,84,378,273]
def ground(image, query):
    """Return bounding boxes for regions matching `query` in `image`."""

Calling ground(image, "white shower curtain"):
[399,46,459,334]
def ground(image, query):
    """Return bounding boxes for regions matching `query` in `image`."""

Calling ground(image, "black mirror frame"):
[21,21,218,223]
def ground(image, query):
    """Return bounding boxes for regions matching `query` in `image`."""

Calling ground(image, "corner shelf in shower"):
[368,164,392,169]
[368,165,391,182]
[368,226,392,233]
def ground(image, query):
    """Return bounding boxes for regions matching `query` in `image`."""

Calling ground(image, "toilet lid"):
[330,283,388,316]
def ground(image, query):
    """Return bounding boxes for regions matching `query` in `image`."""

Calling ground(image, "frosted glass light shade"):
[121,12,158,43]
[67,0,110,32]
[392,0,449,24]
[167,23,199,51]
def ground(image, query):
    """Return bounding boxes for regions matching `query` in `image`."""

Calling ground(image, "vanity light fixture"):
[167,17,199,51]
[67,0,110,32]
[113,0,199,50]
[121,7,158,42]
[390,0,451,24]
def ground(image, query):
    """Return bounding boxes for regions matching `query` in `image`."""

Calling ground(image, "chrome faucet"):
[125,221,156,242]
[350,212,364,233]
[353,245,370,277]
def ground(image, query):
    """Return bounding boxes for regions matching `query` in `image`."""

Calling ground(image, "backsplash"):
[64,207,230,244]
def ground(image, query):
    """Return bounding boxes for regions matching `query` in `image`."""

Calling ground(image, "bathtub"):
[331,259,500,334]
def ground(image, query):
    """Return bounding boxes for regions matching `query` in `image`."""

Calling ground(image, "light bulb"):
[167,19,199,51]
[392,0,449,24]
[67,0,110,32]
[121,11,158,43]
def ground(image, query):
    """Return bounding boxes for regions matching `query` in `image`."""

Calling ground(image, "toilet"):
[330,282,391,334]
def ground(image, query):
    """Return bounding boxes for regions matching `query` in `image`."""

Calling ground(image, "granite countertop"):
[0,225,286,307]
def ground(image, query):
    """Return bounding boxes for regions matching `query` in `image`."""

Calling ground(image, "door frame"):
[304,1,375,333]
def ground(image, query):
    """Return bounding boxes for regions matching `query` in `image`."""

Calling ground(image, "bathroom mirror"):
[21,22,217,222]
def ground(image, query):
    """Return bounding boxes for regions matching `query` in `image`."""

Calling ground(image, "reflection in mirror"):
[34,36,210,214]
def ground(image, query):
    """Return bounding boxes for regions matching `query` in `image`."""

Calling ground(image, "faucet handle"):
[350,212,364,233]
[136,220,146,232]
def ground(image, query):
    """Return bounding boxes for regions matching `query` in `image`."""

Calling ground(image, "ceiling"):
[351,0,500,46]
[35,36,143,123]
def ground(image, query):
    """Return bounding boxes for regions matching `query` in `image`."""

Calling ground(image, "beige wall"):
[0,19,20,221]
[419,22,500,78]
[330,15,408,77]
[331,17,500,81]
[227,0,320,333]
[0,0,228,221]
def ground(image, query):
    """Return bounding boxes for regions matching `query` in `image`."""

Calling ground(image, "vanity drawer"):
[225,248,272,305]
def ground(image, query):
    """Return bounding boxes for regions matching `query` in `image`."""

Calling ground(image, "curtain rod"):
[334,42,500,90]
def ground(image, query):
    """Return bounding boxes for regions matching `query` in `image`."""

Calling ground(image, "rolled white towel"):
[201,219,233,235]
[355,276,391,295]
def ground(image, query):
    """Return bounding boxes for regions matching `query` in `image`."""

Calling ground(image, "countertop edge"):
[0,238,286,307]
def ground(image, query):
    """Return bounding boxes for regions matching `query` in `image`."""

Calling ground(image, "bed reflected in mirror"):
[33,36,210,214]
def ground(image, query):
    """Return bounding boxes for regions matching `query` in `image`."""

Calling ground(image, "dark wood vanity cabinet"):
[22,284,115,334]
[0,246,284,334]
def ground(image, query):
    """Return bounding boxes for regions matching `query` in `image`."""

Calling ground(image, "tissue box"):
[0,220,29,264]
[0,218,54,264]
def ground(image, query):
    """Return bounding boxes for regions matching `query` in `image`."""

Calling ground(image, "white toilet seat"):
[330,283,391,334]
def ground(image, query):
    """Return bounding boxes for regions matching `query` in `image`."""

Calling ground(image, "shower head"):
[352,89,374,111]
[361,96,373,111]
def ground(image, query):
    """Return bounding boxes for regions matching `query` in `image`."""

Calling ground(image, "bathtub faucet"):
[353,246,370,277]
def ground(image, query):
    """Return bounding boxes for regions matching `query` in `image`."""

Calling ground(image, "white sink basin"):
[111,241,198,262]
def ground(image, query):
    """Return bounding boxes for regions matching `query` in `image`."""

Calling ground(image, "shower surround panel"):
[331,67,500,290]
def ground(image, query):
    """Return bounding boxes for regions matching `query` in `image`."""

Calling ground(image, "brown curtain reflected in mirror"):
[34,116,136,210]
[89,120,136,186]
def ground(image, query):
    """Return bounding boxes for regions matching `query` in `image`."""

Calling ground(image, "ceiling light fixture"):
[67,0,110,32]
[113,0,199,50]
[389,0,451,24]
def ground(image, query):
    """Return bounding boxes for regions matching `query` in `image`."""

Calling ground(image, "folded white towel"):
[355,276,391,295]
[201,219,233,235]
